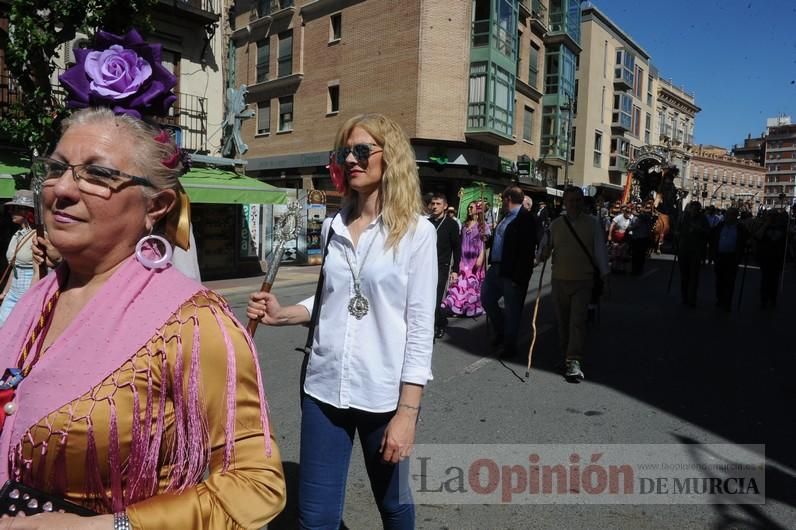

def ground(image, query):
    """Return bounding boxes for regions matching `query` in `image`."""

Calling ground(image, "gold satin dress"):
[13,292,286,529]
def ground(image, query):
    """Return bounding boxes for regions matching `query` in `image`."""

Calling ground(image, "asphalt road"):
[222,255,796,530]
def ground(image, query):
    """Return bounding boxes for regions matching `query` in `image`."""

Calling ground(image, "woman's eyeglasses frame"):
[32,157,154,198]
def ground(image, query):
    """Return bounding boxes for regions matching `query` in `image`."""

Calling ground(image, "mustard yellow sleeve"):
[126,297,286,529]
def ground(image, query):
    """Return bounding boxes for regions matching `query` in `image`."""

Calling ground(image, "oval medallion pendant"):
[348,293,369,320]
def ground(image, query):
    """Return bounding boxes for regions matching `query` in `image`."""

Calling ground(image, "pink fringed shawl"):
[0,256,271,509]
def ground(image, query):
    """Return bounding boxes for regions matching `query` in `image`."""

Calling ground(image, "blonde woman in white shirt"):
[248,113,436,529]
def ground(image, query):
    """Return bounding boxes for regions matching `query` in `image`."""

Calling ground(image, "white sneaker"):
[565,360,584,382]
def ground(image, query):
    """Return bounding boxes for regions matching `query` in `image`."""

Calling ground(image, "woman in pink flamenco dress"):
[443,201,490,317]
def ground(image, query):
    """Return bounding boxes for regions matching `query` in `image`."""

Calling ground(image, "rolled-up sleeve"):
[401,220,437,385]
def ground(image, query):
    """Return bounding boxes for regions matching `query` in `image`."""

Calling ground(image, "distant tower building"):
[732,133,766,167]
[763,116,796,208]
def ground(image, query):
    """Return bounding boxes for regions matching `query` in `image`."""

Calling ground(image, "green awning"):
[0,176,17,199]
[0,152,31,198]
[180,167,287,205]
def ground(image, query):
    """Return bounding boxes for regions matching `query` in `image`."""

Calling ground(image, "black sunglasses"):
[332,143,382,165]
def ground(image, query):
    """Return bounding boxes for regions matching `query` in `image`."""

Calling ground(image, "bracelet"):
[113,511,132,530]
[397,403,420,412]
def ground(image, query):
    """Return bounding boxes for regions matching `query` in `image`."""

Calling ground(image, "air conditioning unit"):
[62,35,90,66]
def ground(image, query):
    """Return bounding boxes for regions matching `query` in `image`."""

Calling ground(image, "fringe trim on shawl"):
[8,289,272,510]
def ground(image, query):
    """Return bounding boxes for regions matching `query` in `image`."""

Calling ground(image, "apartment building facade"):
[689,145,765,210]
[231,0,582,201]
[569,2,698,200]
[655,77,699,192]
[763,119,796,208]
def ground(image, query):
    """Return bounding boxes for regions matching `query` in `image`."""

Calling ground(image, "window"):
[632,106,640,137]
[257,0,271,17]
[612,93,632,130]
[467,62,487,128]
[634,66,644,98]
[279,96,293,131]
[614,49,635,87]
[257,101,270,135]
[256,39,269,83]
[494,0,517,59]
[330,13,342,42]
[522,106,534,142]
[647,74,653,106]
[489,63,514,135]
[278,31,293,77]
[569,126,576,163]
[594,130,603,166]
[528,43,540,88]
[601,86,606,123]
[327,84,340,114]
[644,112,651,144]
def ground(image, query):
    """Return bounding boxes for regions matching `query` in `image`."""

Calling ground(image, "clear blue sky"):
[588,0,795,149]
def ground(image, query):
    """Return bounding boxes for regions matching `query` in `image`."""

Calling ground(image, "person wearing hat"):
[0,190,39,326]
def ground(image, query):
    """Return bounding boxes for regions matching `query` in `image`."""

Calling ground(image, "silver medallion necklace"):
[343,225,379,320]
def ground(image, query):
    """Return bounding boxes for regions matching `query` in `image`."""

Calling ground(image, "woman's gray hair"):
[60,107,183,194]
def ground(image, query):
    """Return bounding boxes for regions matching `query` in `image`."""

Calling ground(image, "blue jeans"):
[480,264,527,353]
[298,395,414,530]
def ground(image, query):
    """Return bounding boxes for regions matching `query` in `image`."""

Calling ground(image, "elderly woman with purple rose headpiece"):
[0,30,285,529]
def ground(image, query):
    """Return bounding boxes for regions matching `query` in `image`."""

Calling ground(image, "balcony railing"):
[2,74,207,154]
[159,91,209,154]
[159,0,219,20]
[532,0,547,19]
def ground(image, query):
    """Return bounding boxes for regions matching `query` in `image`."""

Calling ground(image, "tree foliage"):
[0,0,158,155]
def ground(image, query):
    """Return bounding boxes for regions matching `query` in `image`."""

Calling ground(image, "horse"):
[651,212,670,254]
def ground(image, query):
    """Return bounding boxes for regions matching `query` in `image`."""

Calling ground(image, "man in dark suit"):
[709,207,750,312]
[481,186,538,359]
[428,192,461,339]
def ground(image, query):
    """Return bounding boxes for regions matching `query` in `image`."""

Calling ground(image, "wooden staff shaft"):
[246,244,285,338]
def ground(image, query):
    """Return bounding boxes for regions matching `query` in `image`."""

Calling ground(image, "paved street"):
[211,256,796,530]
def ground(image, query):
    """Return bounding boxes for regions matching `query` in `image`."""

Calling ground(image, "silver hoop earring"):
[135,234,173,269]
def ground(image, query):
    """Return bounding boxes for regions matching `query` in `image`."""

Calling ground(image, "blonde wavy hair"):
[334,113,423,249]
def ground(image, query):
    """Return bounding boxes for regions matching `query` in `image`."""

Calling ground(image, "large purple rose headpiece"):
[59,29,177,119]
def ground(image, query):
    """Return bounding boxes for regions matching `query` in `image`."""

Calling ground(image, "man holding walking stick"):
[537,187,609,382]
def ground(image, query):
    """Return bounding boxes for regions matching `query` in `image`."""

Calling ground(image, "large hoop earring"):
[135,234,173,269]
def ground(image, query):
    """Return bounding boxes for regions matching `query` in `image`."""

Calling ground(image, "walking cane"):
[246,202,302,337]
[525,257,548,380]
[736,246,750,311]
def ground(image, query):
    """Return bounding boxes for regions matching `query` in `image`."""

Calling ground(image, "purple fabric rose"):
[84,45,152,99]
[59,29,177,119]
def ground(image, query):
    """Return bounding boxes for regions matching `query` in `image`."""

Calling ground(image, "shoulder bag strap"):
[302,216,337,354]
[562,215,598,272]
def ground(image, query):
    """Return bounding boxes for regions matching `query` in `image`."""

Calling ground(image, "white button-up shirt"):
[298,211,437,412]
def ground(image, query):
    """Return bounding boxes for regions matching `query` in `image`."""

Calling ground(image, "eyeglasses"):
[332,143,382,165]
[32,157,154,198]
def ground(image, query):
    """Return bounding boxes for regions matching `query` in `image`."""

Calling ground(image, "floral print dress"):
[442,222,490,317]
